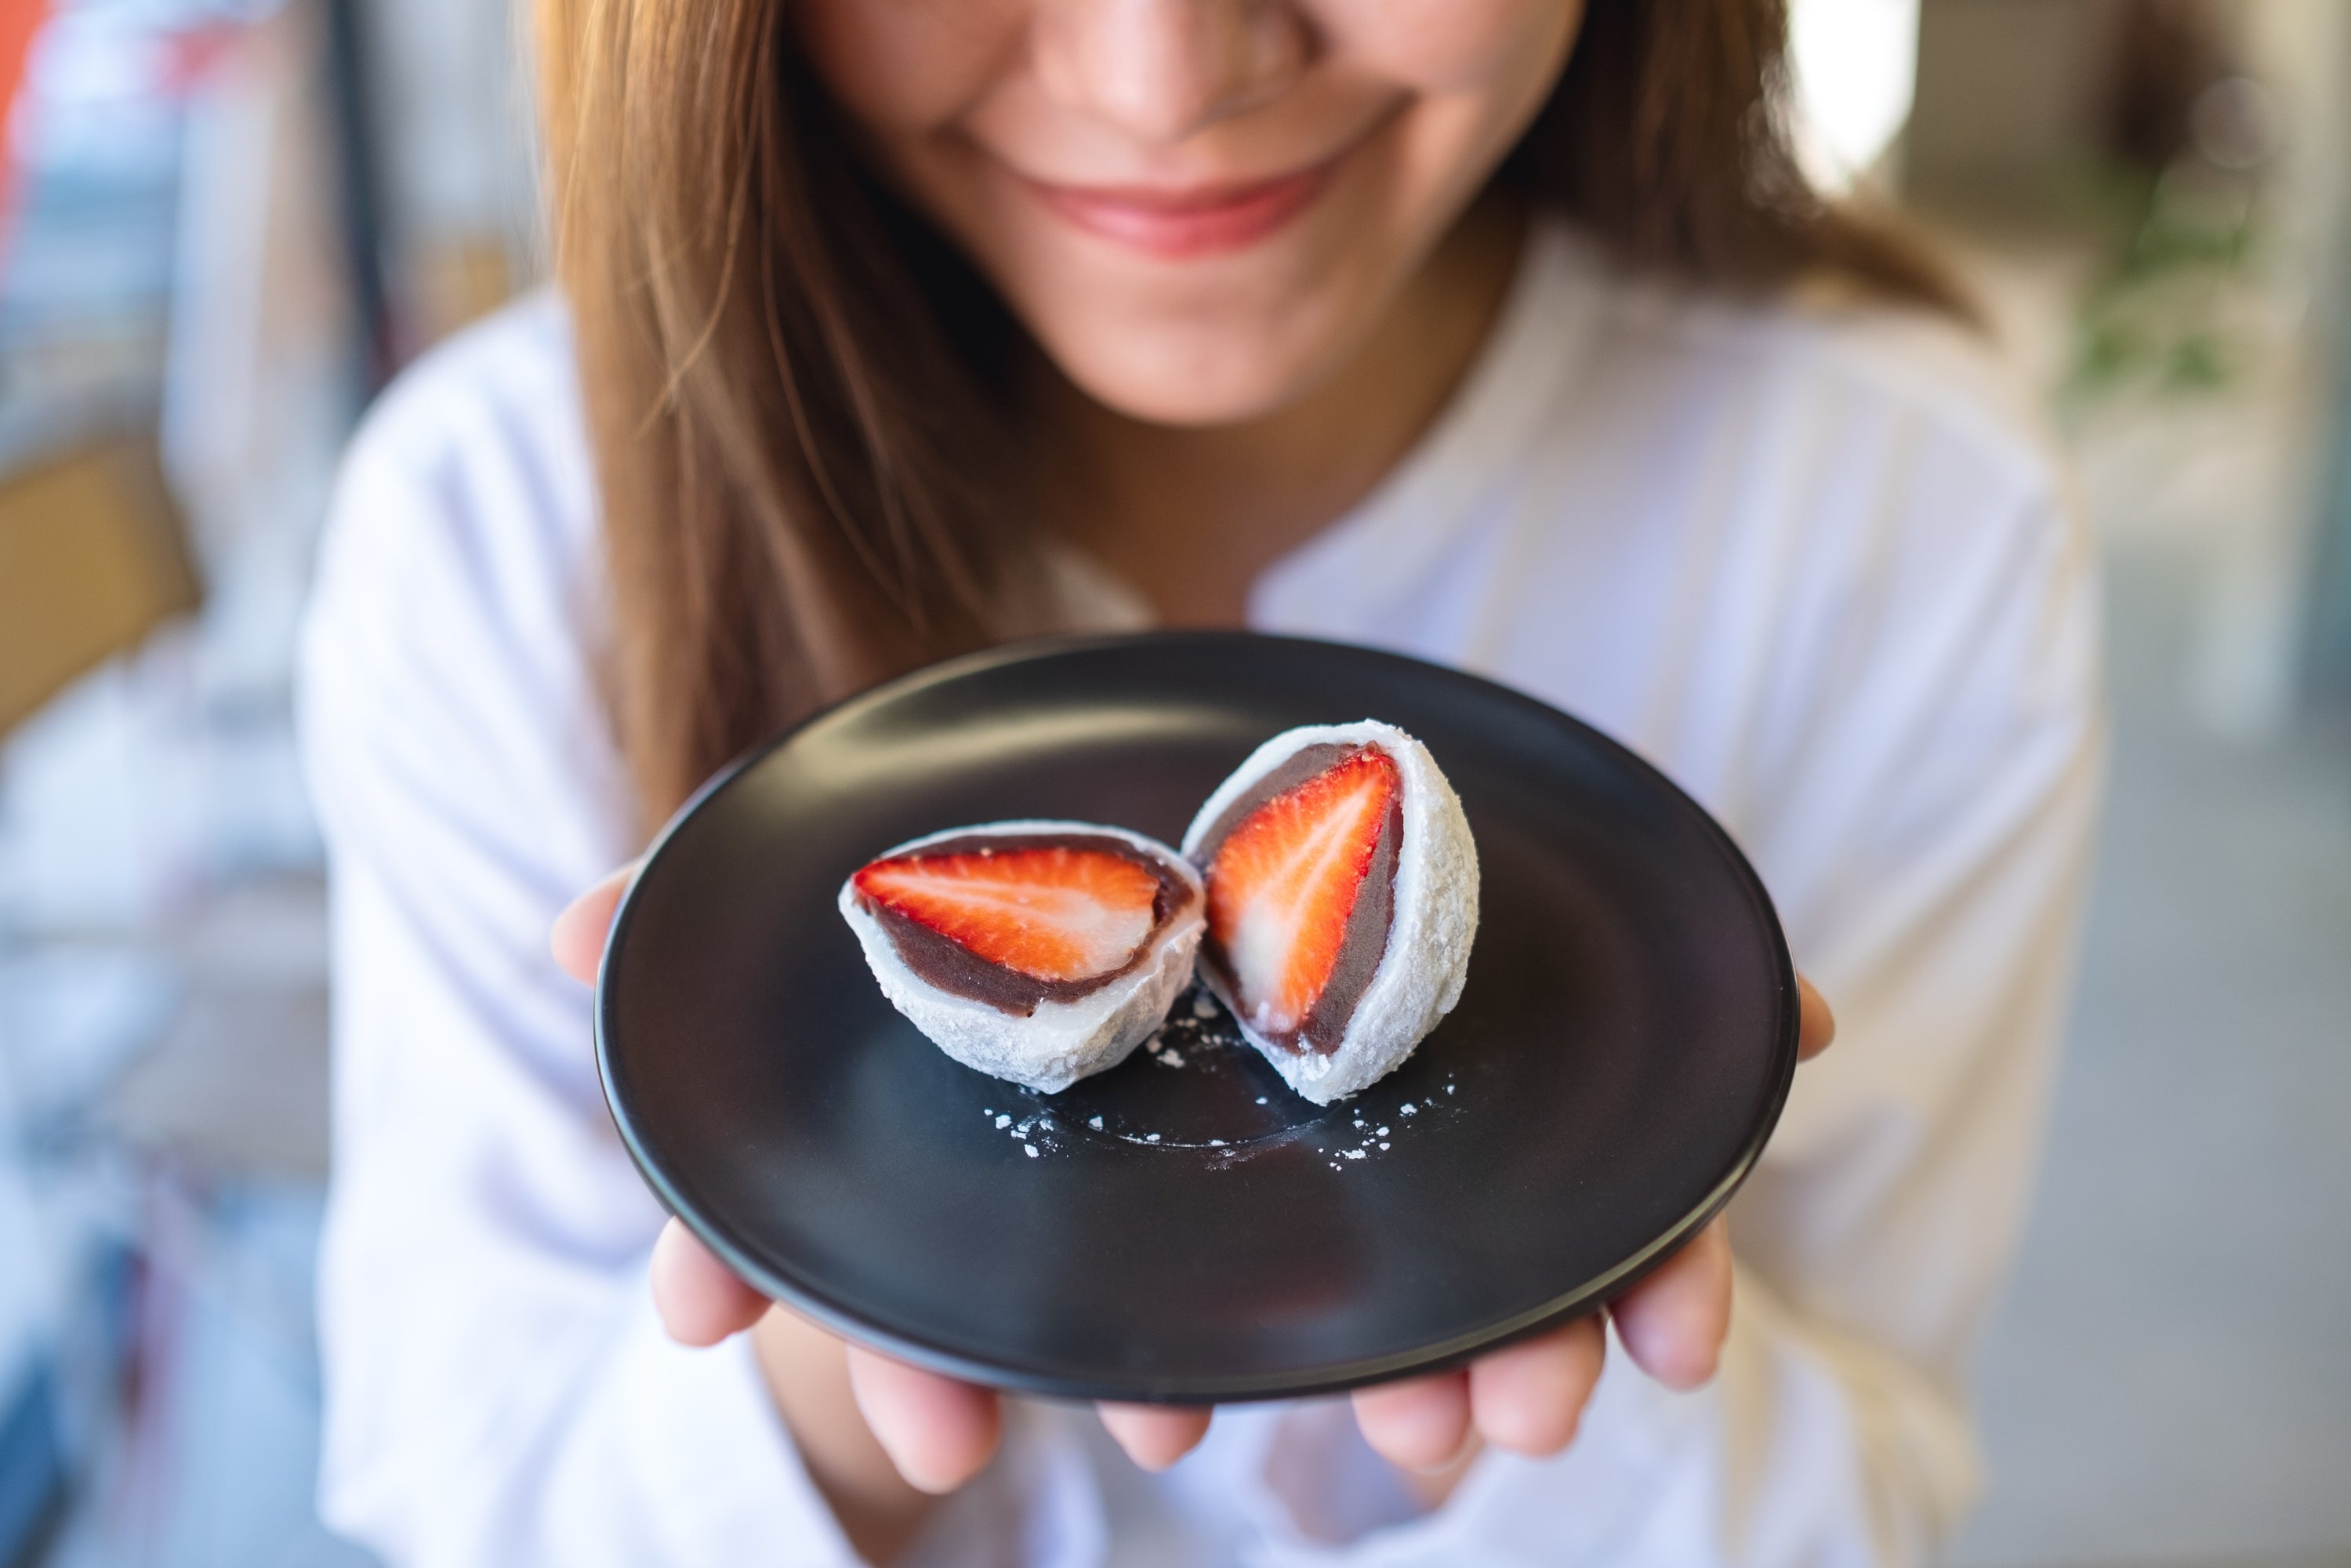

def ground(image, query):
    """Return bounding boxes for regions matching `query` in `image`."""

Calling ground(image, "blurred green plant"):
[2063,158,2266,408]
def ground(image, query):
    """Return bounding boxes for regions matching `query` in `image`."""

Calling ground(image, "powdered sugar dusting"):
[983,1105,1068,1159]
[985,993,1464,1171]
[1320,1072,1463,1171]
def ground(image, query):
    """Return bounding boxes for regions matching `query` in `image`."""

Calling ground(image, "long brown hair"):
[538,0,1966,826]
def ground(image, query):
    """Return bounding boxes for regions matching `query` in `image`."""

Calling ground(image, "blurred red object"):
[0,0,42,120]
[0,0,50,256]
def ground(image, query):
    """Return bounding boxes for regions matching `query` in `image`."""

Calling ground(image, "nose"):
[1032,0,1309,146]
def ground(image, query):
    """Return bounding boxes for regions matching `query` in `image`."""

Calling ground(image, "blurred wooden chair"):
[0,430,201,744]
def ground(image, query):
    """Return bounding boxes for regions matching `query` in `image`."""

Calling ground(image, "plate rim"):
[596,630,1800,1403]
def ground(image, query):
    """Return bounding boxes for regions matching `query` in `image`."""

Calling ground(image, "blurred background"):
[0,1,2344,1565]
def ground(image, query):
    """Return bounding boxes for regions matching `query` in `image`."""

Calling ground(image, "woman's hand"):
[553,866,1834,1512]
[1351,977,1834,1501]
[551,866,1204,1509]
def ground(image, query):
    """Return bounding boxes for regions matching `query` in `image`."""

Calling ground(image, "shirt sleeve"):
[297,354,1105,1568]
[1236,390,2102,1566]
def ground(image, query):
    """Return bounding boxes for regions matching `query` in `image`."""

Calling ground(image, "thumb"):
[551,861,643,985]
[650,1218,769,1345]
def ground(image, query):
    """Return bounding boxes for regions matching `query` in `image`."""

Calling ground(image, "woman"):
[298,0,2102,1563]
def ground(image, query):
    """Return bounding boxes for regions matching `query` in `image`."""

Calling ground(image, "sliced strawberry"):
[1204,747,1400,1037]
[854,843,1163,984]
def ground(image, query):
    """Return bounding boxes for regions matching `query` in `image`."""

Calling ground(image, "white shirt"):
[298,222,2102,1568]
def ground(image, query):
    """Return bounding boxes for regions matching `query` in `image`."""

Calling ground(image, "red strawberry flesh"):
[1202,746,1402,1051]
[852,833,1191,1017]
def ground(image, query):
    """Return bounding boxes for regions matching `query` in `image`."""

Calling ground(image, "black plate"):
[597,633,1797,1403]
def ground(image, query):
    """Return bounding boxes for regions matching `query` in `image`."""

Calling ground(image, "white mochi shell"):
[839,820,1205,1094]
[1181,721,1479,1105]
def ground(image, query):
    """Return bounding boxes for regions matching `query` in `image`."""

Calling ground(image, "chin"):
[1061,347,1322,426]
[1028,292,1371,427]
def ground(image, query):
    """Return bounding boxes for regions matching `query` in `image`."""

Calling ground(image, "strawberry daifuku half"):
[839,821,1204,1093]
[1182,721,1478,1104]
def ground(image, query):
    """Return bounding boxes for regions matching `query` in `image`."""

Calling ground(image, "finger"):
[550,862,640,985]
[846,1345,1003,1494]
[1797,975,1837,1061]
[650,1218,767,1346]
[1468,1316,1606,1457]
[1609,1216,1732,1390]
[1097,1403,1213,1471]
[1351,1369,1472,1472]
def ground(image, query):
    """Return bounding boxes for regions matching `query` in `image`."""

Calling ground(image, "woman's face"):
[796,0,1585,426]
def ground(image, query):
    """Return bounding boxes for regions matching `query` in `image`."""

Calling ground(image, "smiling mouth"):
[1018,154,1348,260]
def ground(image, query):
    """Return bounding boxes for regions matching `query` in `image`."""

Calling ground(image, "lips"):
[1019,158,1341,259]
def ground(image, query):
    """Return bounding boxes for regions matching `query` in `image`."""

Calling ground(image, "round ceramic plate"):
[597,632,1798,1403]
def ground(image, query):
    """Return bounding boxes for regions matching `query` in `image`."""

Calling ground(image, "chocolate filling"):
[1195,744,1403,1056]
[858,833,1197,1018]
